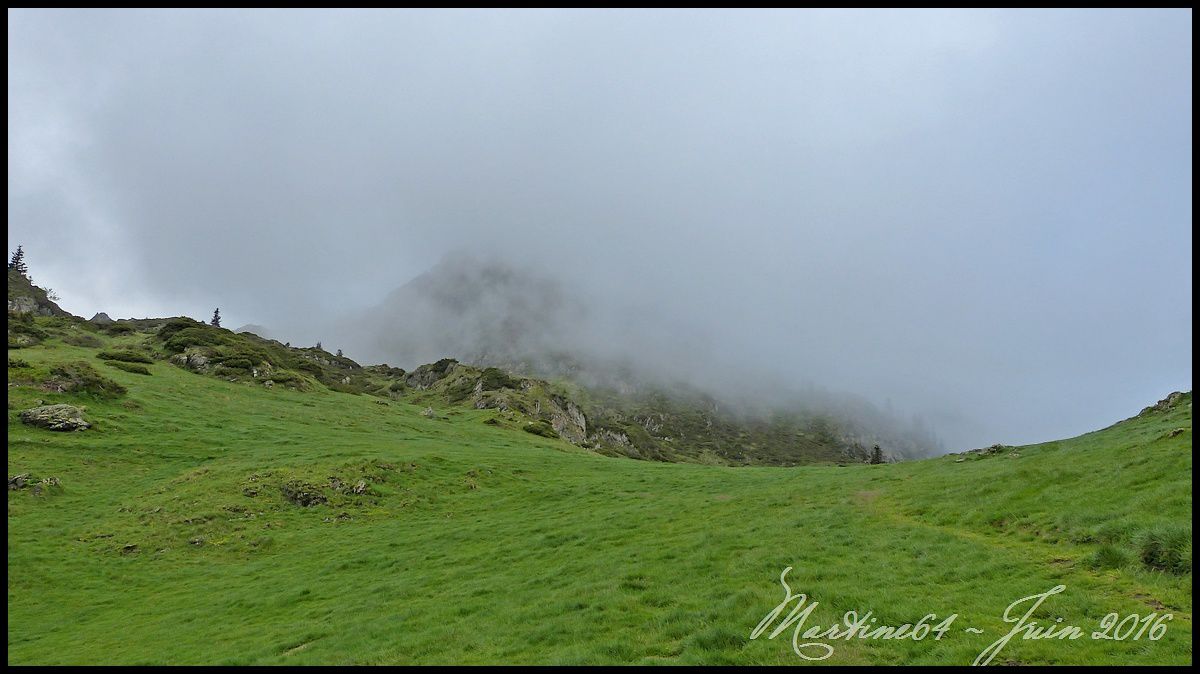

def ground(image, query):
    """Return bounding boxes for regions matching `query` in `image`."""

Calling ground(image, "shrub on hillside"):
[480,367,521,391]
[212,344,272,369]
[102,322,137,335]
[156,318,202,342]
[523,420,559,439]
[297,361,324,377]
[97,350,154,364]
[47,362,126,397]
[164,326,230,353]
[266,371,299,384]
[105,361,152,375]
[215,357,254,371]
[8,316,46,348]
[445,378,476,403]
[63,333,103,348]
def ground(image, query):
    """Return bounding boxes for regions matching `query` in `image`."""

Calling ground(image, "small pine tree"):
[869,444,884,465]
[9,245,28,275]
[211,308,221,327]
[336,349,343,358]
[316,341,322,350]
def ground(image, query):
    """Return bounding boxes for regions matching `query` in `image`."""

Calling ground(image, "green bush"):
[1136,524,1192,574]
[217,357,254,371]
[103,322,137,335]
[523,421,559,439]
[63,333,103,348]
[445,378,476,403]
[8,317,47,346]
[97,350,154,364]
[9,357,31,368]
[105,361,152,375]
[214,344,271,367]
[297,361,324,376]
[480,367,521,391]
[156,318,202,342]
[164,327,229,353]
[48,362,126,398]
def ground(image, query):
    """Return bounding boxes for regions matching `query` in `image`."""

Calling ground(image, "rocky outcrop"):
[19,404,91,431]
[543,395,587,443]
[280,480,327,507]
[587,428,632,448]
[8,296,49,315]
[8,473,61,495]
[406,358,459,389]
[7,270,71,317]
[169,348,212,373]
[1142,392,1188,416]
[89,312,114,325]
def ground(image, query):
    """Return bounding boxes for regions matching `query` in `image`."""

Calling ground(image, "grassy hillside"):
[7,328,1192,664]
[9,312,888,466]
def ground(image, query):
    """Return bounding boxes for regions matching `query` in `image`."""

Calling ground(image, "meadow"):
[7,336,1192,665]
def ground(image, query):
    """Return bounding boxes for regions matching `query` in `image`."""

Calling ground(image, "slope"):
[7,329,1192,665]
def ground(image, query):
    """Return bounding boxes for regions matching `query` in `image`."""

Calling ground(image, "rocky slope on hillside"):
[8,269,932,465]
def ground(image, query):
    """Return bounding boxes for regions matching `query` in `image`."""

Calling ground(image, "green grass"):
[7,336,1192,665]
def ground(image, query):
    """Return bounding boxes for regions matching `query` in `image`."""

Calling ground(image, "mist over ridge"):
[7,9,1191,451]
[323,251,944,457]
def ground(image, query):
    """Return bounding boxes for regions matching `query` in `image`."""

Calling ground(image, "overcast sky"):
[8,8,1192,449]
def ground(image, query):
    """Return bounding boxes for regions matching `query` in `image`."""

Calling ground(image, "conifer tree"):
[9,245,28,275]
[211,308,221,327]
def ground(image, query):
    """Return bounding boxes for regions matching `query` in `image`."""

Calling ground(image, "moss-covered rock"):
[19,404,91,431]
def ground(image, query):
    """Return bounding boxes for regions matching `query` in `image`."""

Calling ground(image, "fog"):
[8,9,1192,450]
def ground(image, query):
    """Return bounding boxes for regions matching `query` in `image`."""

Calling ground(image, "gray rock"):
[18,404,91,431]
[169,348,211,373]
[89,312,114,325]
[422,406,437,419]
[1142,392,1186,415]
[8,296,44,315]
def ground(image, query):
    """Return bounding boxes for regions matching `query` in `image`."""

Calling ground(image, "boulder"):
[19,404,91,431]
